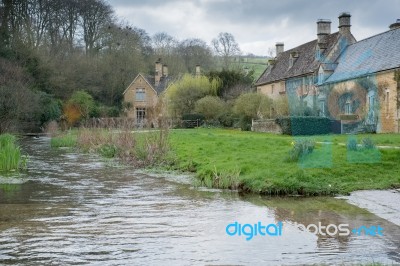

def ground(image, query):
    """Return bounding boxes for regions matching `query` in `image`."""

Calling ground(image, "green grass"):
[168,129,400,196]
[50,133,77,148]
[0,134,27,173]
[227,56,268,81]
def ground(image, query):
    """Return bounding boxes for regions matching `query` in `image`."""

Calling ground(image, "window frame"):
[136,107,146,123]
[135,88,146,102]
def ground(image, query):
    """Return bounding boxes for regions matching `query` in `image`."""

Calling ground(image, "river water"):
[0,137,399,265]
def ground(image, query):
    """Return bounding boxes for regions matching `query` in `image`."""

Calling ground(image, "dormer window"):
[289,51,299,68]
[318,68,325,84]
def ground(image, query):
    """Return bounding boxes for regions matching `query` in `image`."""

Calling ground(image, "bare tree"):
[79,0,113,55]
[152,32,177,57]
[178,38,213,72]
[211,32,241,69]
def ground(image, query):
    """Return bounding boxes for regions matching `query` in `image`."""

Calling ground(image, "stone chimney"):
[276,42,284,57]
[155,58,162,86]
[162,64,168,77]
[338,12,351,35]
[317,19,331,50]
[389,19,400,30]
[195,65,201,77]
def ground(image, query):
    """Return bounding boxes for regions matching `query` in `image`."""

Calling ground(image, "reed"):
[0,134,27,172]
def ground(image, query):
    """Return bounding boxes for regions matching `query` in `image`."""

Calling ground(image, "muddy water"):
[0,137,399,265]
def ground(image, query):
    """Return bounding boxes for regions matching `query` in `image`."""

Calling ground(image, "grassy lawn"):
[169,129,400,196]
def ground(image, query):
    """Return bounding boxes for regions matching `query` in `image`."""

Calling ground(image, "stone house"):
[255,13,400,133]
[320,21,400,133]
[122,59,172,126]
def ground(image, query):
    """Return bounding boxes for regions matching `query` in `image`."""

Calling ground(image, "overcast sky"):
[107,0,400,56]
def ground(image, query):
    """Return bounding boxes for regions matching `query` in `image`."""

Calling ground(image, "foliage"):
[63,104,82,127]
[234,92,273,119]
[361,137,376,149]
[50,133,77,148]
[98,144,118,158]
[166,74,220,117]
[347,138,358,151]
[0,134,27,172]
[286,139,316,162]
[272,96,290,117]
[195,96,226,120]
[276,116,332,135]
[0,58,40,133]
[68,91,95,119]
[39,92,63,124]
[206,69,254,99]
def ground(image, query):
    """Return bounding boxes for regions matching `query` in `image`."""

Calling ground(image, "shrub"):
[234,92,273,119]
[286,139,316,162]
[98,144,118,158]
[195,96,226,120]
[166,74,220,117]
[347,138,358,151]
[217,111,235,127]
[361,137,376,149]
[276,116,332,135]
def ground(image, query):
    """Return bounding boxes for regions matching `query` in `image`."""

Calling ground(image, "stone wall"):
[251,119,282,134]
[377,71,399,133]
[123,74,158,120]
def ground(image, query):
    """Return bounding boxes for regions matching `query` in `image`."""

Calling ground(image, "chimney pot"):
[389,19,400,30]
[338,12,351,35]
[317,19,331,50]
[162,64,168,77]
[195,65,201,77]
[276,42,284,57]
[155,59,163,86]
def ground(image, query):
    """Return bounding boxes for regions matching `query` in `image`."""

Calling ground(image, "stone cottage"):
[256,13,400,133]
[122,59,172,126]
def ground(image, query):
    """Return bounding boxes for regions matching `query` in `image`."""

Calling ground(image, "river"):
[0,137,399,265]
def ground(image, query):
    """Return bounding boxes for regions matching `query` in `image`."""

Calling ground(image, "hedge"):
[275,116,334,135]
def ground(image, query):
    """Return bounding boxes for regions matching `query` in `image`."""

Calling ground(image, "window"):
[345,100,352,115]
[369,95,375,109]
[318,72,324,84]
[289,57,294,68]
[320,101,326,117]
[136,108,146,123]
[386,89,390,115]
[135,88,145,101]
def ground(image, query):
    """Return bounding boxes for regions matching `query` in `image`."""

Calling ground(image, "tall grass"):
[0,134,27,172]
[51,126,171,167]
[50,133,77,148]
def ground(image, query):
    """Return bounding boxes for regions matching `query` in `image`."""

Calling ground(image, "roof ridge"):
[347,27,400,47]
[281,32,340,54]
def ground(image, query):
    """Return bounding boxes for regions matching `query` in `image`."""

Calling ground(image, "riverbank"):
[168,129,400,196]
[50,128,400,196]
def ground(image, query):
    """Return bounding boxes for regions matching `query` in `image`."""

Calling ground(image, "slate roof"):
[255,32,340,85]
[142,75,172,95]
[325,28,400,83]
